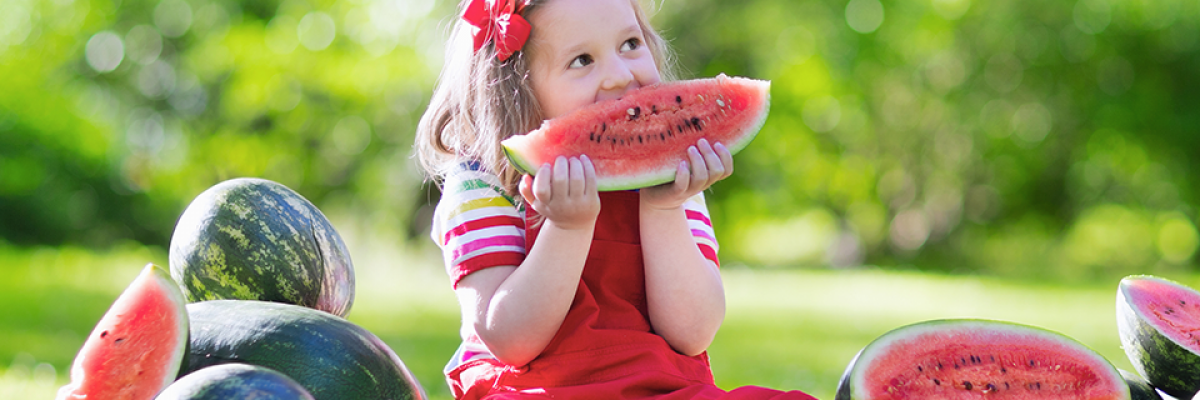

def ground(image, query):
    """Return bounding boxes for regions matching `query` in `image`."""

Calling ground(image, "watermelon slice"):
[1117,275,1200,399]
[502,74,770,191]
[57,263,189,400]
[836,319,1129,400]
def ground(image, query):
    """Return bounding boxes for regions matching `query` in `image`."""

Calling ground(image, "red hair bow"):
[463,0,531,62]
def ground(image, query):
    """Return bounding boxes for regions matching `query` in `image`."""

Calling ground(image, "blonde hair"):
[416,0,677,196]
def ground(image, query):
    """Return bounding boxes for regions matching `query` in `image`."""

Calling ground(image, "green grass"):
[0,240,1172,400]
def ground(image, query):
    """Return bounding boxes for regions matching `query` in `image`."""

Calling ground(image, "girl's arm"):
[454,156,600,367]
[639,139,733,356]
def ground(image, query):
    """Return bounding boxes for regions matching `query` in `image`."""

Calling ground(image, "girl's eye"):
[569,54,594,69]
[620,38,641,52]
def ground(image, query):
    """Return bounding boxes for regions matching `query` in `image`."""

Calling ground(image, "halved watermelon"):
[1117,275,1200,399]
[836,319,1129,400]
[502,74,770,191]
[57,263,189,400]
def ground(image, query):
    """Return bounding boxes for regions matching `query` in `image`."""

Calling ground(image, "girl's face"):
[526,0,661,120]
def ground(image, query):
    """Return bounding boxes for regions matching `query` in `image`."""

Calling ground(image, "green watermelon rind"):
[502,76,771,192]
[150,263,191,396]
[1117,275,1200,399]
[156,363,315,400]
[181,300,427,400]
[835,318,1129,400]
[503,144,682,192]
[169,178,355,317]
[1121,369,1164,400]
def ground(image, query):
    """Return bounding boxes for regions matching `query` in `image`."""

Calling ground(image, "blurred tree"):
[1,0,1198,280]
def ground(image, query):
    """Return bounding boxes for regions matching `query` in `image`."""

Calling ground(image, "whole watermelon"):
[181,300,426,400]
[169,178,354,317]
[156,363,314,400]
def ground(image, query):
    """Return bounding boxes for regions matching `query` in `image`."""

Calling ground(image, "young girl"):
[417,0,818,399]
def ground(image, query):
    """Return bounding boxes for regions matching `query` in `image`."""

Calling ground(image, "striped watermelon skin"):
[156,363,314,400]
[1117,276,1200,399]
[1120,369,1163,400]
[181,300,426,400]
[169,178,354,317]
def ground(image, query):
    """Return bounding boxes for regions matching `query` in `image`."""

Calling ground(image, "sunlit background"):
[2,0,1198,398]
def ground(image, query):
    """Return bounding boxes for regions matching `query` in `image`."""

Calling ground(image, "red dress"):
[446,191,818,400]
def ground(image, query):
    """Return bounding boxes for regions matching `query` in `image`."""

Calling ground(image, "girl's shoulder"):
[440,160,519,207]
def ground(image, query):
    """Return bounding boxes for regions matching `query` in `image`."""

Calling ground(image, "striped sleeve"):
[430,163,526,288]
[684,192,720,267]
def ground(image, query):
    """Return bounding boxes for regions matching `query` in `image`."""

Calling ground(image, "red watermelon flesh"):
[502,74,770,191]
[57,263,189,400]
[1120,276,1200,351]
[836,319,1129,400]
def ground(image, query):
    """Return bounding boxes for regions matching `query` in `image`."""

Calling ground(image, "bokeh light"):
[85,31,124,73]
[845,0,884,33]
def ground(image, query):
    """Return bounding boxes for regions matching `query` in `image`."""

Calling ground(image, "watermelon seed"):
[1028,360,1036,367]
[1005,382,1010,390]
[602,122,607,132]
[638,135,643,144]
[985,383,996,392]
[1000,367,1007,373]
[652,105,658,114]
[916,366,923,372]
[990,355,995,362]
[114,337,126,344]
[933,379,940,386]
[717,99,726,107]
[675,95,682,104]
[100,331,108,338]
[963,381,972,390]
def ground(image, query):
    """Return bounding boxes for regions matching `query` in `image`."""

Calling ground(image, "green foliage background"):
[4,0,1199,280]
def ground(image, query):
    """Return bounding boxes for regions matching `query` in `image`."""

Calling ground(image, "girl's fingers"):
[520,174,535,203]
[673,160,689,193]
[568,157,585,197]
[581,155,598,195]
[687,145,708,188]
[534,163,553,202]
[551,156,569,199]
[698,139,725,181]
[714,142,734,179]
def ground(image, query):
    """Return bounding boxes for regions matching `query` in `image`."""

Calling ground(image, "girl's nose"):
[600,59,636,94]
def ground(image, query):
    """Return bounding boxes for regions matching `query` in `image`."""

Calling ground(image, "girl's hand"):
[519,155,601,231]
[641,139,734,210]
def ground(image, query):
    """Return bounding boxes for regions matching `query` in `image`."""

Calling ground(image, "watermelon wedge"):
[836,319,1129,400]
[502,74,770,191]
[1117,275,1200,399]
[57,263,189,400]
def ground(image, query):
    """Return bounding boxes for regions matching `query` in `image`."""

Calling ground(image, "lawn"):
[0,240,1161,400]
